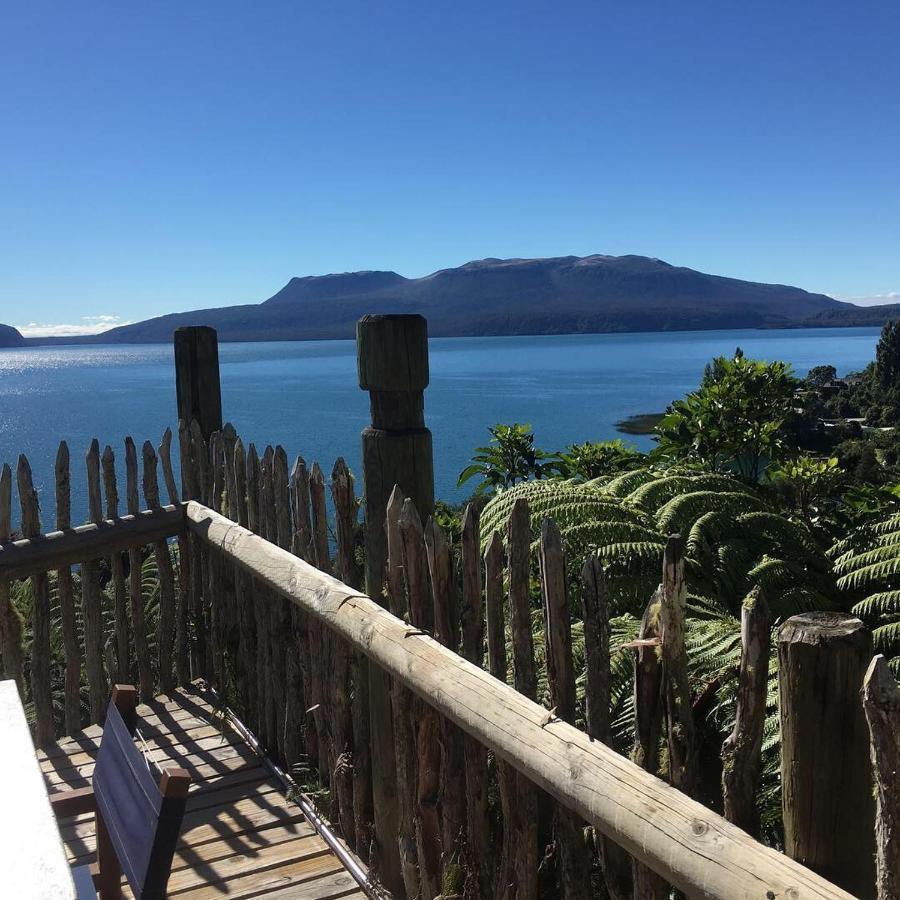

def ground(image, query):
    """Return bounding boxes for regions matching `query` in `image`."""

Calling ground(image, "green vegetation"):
[461,320,900,835]
[456,423,562,494]
[655,351,797,482]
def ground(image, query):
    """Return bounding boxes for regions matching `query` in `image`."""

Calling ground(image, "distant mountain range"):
[0,324,25,347]
[11,255,900,346]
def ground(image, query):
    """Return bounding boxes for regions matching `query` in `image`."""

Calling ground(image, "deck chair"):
[49,685,191,900]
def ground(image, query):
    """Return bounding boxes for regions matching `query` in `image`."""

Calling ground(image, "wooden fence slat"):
[82,440,108,722]
[721,586,770,837]
[631,587,668,900]
[426,516,466,891]
[309,462,330,574]
[17,455,54,743]
[55,443,81,734]
[220,425,240,686]
[459,504,490,899]
[398,498,441,900]
[102,444,129,682]
[160,429,191,687]
[188,422,210,675]
[0,463,24,695]
[539,517,591,896]
[307,460,332,781]
[246,444,268,742]
[327,459,356,848]
[159,427,180,508]
[143,440,176,694]
[290,457,313,560]
[283,456,311,772]
[581,556,632,900]
[270,446,292,764]
[257,446,278,751]
[124,437,153,699]
[207,431,227,688]
[179,419,203,679]
[232,438,258,716]
[484,529,516,899]
[484,531,506,683]
[504,498,539,899]
[659,535,697,797]
[331,458,369,854]
[386,486,420,899]
[862,655,900,900]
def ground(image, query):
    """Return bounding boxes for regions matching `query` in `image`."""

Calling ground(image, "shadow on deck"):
[37,683,367,899]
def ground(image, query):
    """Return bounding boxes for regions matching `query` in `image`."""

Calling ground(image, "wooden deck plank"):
[46,685,366,899]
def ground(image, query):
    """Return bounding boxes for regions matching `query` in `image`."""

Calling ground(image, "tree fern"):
[482,467,836,619]
[828,511,900,667]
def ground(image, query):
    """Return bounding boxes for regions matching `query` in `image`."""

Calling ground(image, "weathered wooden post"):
[358,314,434,897]
[174,326,223,441]
[778,612,875,898]
[862,655,900,900]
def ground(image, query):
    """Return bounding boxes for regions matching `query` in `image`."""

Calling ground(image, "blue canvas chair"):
[49,685,191,899]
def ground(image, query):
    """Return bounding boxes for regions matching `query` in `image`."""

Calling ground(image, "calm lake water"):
[0,327,882,525]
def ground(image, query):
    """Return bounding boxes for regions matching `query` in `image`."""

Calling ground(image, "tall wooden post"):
[174,326,223,441]
[358,314,434,897]
[778,612,875,898]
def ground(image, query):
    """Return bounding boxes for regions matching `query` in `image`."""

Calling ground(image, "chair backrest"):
[93,697,190,898]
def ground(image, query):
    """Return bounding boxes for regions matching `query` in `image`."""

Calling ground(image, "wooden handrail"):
[0,505,185,581]
[186,500,851,900]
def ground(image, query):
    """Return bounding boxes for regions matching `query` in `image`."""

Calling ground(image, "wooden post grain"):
[189,422,211,675]
[659,535,696,796]
[143,440,177,694]
[386,487,421,899]
[174,326,222,442]
[286,456,315,772]
[460,504,491,898]
[399,498,442,900]
[426,517,466,891]
[778,612,876,898]
[539,518,591,897]
[160,429,191,686]
[331,458,369,853]
[502,498,539,899]
[125,438,154,699]
[721,587,770,837]
[101,444,130,683]
[862,655,900,900]
[631,588,668,900]
[307,460,333,780]
[581,556,632,900]
[0,463,24,696]
[358,313,434,898]
[55,444,82,733]
[246,444,269,739]
[82,440,108,722]
[17,455,54,742]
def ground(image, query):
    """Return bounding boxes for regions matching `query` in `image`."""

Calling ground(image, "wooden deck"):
[37,683,367,899]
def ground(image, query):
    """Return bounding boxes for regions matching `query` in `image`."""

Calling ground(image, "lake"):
[0,327,882,524]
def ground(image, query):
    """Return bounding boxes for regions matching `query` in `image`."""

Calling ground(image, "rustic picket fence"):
[0,317,897,900]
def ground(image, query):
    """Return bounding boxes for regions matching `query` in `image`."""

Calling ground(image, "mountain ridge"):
[14,254,899,345]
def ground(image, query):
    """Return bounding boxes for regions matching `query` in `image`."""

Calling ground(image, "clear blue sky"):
[2,0,898,335]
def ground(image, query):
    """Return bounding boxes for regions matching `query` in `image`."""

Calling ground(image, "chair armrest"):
[50,786,96,818]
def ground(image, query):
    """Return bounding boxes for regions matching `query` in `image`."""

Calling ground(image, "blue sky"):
[1,0,898,335]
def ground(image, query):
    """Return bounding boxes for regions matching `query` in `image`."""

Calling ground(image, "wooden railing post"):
[357,313,434,897]
[174,326,223,443]
[778,612,876,898]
